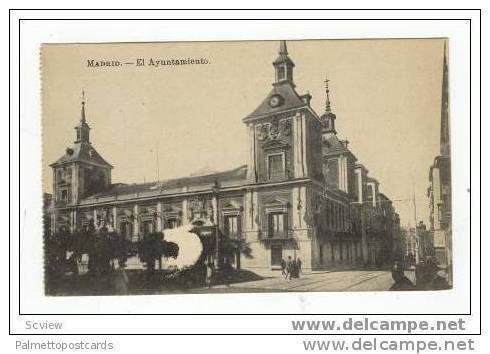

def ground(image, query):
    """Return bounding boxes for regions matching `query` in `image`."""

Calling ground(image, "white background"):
[6,6,484,351]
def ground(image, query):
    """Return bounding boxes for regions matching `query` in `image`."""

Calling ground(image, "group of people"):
[389,257,450,291]
[280,256,302,280]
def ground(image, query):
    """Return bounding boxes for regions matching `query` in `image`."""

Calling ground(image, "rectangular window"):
[366,185,373,203]
[338,206,342,230]
[164,217,179,229]
[329,201,334,227]
[340,206,343,230]
[341,206,345,230]
[224,215,241,238]
[339,206,342,229]
[142,220,154,235]
[268,153,285,180]
[120,222,133,240]
[277,65,286,81]
[61,189,68,202]
[268,212,286,238]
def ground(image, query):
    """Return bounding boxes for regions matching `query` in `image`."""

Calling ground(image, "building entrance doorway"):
[271,244,283,268]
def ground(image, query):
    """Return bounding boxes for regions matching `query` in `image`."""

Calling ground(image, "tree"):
[86,229,131,275]
[189,225,253,270]
[44,228,80,294]
[89,231,113,275]
[220,237,252,270]
[137,232,179,274]
[44,228,72,280]
[106,231,131,269]
[162,240,179,260]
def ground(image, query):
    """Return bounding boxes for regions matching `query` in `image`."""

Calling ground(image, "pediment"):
[221,200,242,210]
[262,138,289,150]
[263,196,290,207]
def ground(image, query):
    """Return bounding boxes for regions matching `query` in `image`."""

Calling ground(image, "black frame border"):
[9,9,481,336]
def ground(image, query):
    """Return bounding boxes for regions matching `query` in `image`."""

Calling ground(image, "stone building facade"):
[428,42,452,284]
[48,41,398,273]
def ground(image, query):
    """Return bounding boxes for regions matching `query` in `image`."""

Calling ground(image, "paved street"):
[200,270,394,293]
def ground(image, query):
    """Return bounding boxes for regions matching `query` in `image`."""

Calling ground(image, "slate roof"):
[50,141,113,168]
[83,165,248,200]
[322,134,349,156]
[244,82,308,121]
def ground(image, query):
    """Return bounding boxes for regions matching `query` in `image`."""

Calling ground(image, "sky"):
[41,38,446,228]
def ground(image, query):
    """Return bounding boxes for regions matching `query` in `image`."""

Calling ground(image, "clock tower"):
[243,40,323,184]
[240,41,324,273]
[50,94,113,207]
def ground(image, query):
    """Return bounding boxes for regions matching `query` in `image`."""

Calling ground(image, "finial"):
[324,76,332,113]
[279,40,288,55]
[80,89,86,123]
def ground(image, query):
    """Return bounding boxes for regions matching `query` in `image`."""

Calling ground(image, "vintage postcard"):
[41,38,452,296]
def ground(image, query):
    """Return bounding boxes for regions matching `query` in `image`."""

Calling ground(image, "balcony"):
[259,230,294,241]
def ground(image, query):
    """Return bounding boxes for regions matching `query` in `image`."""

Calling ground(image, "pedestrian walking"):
[291,258,298,278]
[296,257,302,277]
[280,258,287,278]
[286,256,293,281]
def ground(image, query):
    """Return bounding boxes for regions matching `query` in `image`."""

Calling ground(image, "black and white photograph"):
[9,6,483,352]
[41,38,453,296]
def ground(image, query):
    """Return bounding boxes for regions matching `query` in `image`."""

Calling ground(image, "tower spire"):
[75,90,91,143]
[81,90,86,123]
[320,76,337,134]
[440,41,450,157]
[324,76,332,114]
[279,40,288,55]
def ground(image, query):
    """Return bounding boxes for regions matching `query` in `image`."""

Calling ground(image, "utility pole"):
[413,189,419,264]
[150,144,160,182]
[156,142,160,181]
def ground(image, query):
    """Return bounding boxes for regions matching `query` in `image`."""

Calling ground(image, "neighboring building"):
[427,42,452,284]
[416,221,434,262]
[47,41,397,273]
[401,227,417,266]
[403,222,435,265]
